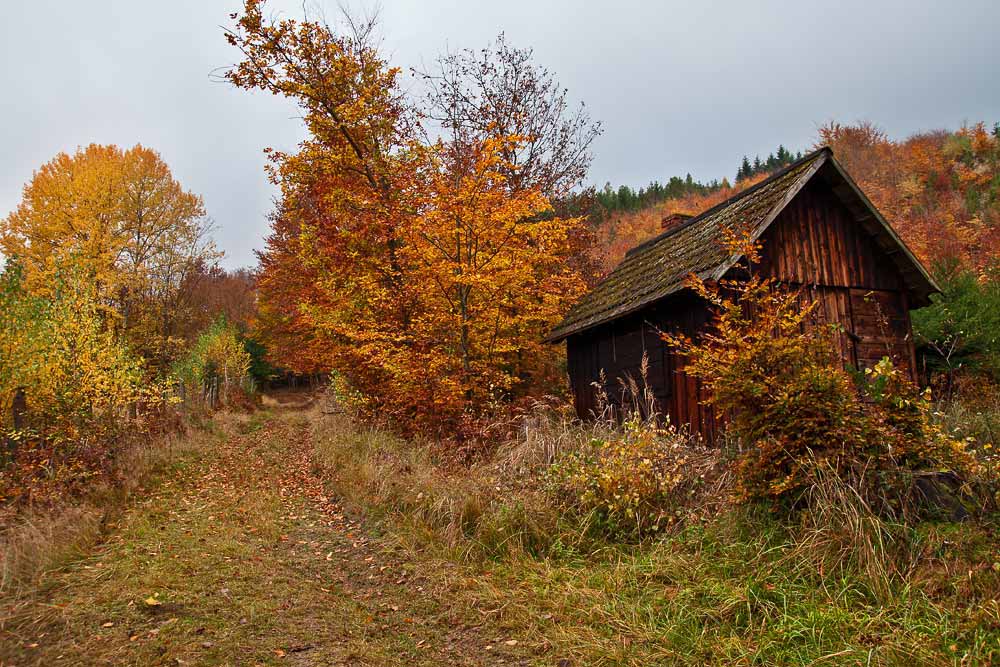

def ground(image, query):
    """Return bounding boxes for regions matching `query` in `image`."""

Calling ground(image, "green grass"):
[3,404,998,666]
[309,407,1000,666]
[464,519,999,665]
[1,411,531,666]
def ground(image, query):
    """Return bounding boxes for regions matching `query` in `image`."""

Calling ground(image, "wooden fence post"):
[5,387,26,463]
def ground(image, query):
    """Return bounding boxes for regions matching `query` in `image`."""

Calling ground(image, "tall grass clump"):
[543,363,726,539]
[310,396,565,559]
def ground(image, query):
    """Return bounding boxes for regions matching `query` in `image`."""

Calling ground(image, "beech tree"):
[225,1,587,433]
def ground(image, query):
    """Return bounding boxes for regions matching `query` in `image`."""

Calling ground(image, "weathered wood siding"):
[566,292,718,441]
[567,178,919,441]
[758,179,917,378]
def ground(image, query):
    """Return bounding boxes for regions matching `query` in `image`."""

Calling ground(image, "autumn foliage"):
[0,143,220,369]
[589,174,768,273]
[590,122,1000,282]
[226,2,587,434]
[0,144,236,505]
[664,229,978,506]
[817,121,1000,276]
[0,261,157,505]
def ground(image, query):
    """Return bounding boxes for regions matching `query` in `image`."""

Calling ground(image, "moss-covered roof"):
[547,150,829,341]
[548,147,939,342]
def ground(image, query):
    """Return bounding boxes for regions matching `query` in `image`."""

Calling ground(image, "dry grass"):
[310,393,715,558]
[0,425,215,596]
[783,462,923,602]
[306,396,1000,665]
[2,408,531,666]
[3,394,997,665]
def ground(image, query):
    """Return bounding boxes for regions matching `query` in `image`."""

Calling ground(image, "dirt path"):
[1,407,529,666]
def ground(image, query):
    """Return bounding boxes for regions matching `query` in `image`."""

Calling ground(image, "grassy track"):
[0,408,528,666]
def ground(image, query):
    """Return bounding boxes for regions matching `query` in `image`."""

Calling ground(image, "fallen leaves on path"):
[1,405,530,666]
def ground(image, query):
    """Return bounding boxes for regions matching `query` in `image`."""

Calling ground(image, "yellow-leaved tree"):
[0,258,151,503]
[1,144,220,369]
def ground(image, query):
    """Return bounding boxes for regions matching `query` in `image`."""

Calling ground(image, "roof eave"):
[822,156,941,303]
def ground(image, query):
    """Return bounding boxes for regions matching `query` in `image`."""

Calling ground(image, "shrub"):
[546,416,721,538]
[668,228,979,511]
[912,260,1000,391]
[0,260,159,506]
[172,318,253,408]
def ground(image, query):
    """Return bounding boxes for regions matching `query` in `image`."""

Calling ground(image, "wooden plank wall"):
[759,179,917,379]
[566,294,717,441]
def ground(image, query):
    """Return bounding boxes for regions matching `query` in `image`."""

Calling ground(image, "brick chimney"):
[661,212,693,231]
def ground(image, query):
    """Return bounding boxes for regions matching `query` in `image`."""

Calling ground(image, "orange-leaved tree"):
[226,2,588,434]
[398,136,584,424]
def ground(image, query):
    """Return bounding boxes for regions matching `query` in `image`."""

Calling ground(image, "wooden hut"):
[546,147,939,440]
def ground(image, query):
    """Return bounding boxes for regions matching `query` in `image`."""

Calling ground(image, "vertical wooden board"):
[685,371,699,436]
[850,219,866,286]
[833,209,850,287]
[596,332,613,377]
[820,185,846,287]
[900,290,918,382]
[777,205,797,282]
[798,197,816,285]
[839,207,855,287]
[809,200,830,285]
[816,201,831,285]
[789,198,805,282]
[642,323,670,408]
[837,210,855,285]
[835,288,856,367]
[821,205,837,286]
[774,211,788,279]
[673,357,689,427]
[802,196,818,283]
[827,207,842,285]
[567,336,587,419]
[810,201,827,285]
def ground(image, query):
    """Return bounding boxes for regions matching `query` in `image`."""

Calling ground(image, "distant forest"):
[593,144,802,216]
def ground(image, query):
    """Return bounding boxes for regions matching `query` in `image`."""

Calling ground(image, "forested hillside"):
[586,123,1000,280]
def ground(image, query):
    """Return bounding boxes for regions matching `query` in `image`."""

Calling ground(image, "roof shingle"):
[546,149,829,341]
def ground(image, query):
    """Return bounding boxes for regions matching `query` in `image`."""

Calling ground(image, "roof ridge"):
[625,146,830,258]
[544,147,834,342]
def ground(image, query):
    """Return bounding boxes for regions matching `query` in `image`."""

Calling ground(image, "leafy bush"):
[546,416,721,537]
[912,260,1000,390]
[668,231,980,510]
[172,318,252,408]
[0,260,157,505]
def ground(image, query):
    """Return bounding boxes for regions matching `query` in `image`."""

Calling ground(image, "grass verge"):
[0,423,217,596]
[310,404,1000,666]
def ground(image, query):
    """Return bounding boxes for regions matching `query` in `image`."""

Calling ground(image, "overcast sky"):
[3,1,998,269]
